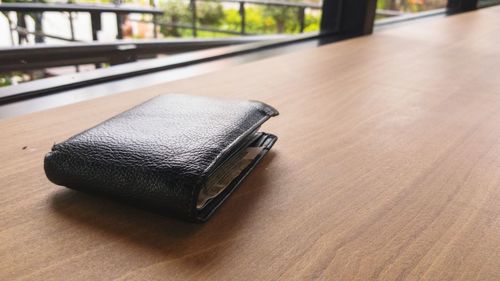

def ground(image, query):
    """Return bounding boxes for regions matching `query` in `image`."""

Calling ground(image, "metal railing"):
[0,34,306,104]
[160,0,406,37]
[0,3,163,45]
[187,0,321,36]
[1,2,406,46]
[0,35,290,72]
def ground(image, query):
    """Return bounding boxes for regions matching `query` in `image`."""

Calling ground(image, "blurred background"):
[0,0,447,87]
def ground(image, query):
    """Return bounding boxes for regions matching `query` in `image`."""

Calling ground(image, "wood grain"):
[1,6,500,281]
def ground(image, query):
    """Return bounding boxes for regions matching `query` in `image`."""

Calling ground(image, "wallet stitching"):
[189,112,272,218]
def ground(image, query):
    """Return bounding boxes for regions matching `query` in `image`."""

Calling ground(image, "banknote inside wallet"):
[197,130,265,209]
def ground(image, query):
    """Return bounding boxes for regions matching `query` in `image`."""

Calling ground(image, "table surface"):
[1,6,500,281]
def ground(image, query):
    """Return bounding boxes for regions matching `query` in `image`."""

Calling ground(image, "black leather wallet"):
[44,94,278,222]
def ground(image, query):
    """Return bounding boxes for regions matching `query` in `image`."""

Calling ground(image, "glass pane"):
[376,0,448,22]
[0,0,323,86]
[478,0,500,6]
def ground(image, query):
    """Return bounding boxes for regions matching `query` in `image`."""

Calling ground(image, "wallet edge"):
[194,132,277,222]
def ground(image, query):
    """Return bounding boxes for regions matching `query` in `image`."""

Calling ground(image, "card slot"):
[196,133,277,221]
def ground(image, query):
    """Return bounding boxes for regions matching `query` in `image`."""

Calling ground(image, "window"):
[0,0,498,92]
[478,0,500,7]
[0,0,325,86]
[376,0,448,24]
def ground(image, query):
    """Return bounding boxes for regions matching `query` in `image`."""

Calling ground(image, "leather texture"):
[44,94,278,222]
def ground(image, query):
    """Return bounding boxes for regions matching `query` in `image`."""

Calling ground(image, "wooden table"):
[1,6,500,281]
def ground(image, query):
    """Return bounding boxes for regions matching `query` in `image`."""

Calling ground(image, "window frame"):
[0,0,496,106]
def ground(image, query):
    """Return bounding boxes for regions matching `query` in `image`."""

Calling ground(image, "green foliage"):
[159,0,225,37]
[158,0,321,38]
[262,5,298,33]
[245,6,275,34]
[304,10,320,33]
[0,75,13,87]
[221,8,241,31]
[377,0,447,13]
[0,72,26,87]
[160,0,191,37]
[197,2,224,26]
